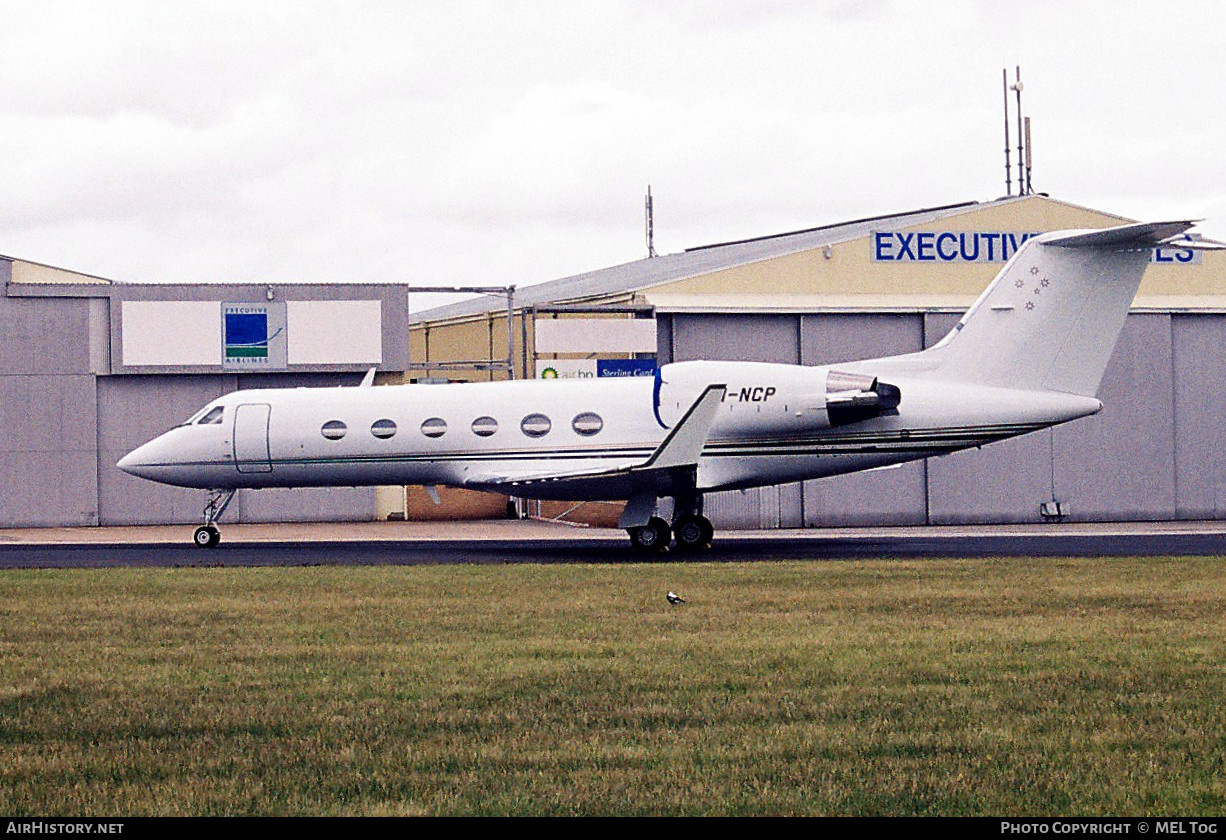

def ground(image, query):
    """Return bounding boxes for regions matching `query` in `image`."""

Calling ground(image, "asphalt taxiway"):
[1,519,1225,568]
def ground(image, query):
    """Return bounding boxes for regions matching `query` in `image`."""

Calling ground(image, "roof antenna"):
[645,185,658,258]
[1024,115,1033,195]
[1011,66,1027,195]
[1003,68,1012,196]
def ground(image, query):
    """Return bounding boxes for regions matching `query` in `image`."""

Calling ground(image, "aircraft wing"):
[461,384,727,500]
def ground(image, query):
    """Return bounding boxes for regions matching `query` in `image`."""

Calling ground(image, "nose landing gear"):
[193,525,221,548]
[193,488,235,548]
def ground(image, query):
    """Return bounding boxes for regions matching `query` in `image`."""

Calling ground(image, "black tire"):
[193,525,220,548]
[674,514,714,550]
[628,517,671,553]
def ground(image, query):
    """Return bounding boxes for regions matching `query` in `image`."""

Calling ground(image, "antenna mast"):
[1024,115,1033,195]
[1012,66,1027,195]
[1003,68,1012,196]
[645,185,657,258]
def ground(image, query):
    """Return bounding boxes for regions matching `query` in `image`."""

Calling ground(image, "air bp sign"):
[221,302,287,370]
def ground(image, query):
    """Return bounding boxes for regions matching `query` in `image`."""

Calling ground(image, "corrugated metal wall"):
[801,313,928,527]
[1173,315,1226,518]
[0,291,99,526]
[664,310,1226,529]
[97,373,376,526]
[926,312,1180,524]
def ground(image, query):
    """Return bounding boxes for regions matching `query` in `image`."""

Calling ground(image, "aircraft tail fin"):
[924,220,1203,397]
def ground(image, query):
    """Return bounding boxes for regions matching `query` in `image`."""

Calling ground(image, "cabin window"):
[572,412,604,436]
[198,406,225,425]
[321,420,347,440]
[471,416,498,437]
[520,413,551,438]
[421,417,447,438]
[371,419,397,439]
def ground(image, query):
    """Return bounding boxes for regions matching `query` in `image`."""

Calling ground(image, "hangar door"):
[800,313,928,527]
[668,313,803,528]
[665,311,928,529]
[98,375,234,525]
[924,312,1180,524]
[97,374,376,526]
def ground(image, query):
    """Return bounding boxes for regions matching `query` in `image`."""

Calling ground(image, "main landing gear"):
[193,488,235,548]
[626,495,714,555]
[628,517,672,552]
[672,512,715,550]
[627,513,715,554]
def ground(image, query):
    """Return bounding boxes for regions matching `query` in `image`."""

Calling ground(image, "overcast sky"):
[3,0,1225,297]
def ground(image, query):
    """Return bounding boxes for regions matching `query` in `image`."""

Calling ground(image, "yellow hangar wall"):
[410,299,640,383]
[409,316,517,382]
[653,197,1218,306]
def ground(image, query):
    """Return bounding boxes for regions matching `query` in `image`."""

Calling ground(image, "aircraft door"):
[233,403,273,473]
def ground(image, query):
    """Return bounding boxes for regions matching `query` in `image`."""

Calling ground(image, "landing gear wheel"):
[673,514,714,551]
[193,525,221,548]
[194,488,235,548]
[628,517,672,554]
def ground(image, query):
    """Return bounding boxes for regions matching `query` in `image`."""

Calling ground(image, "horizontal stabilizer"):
[1169,233,1226,250]
[1042,220,1197,248]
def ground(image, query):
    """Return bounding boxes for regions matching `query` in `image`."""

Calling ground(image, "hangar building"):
[0,257,410,528]
[410,194,1226,529]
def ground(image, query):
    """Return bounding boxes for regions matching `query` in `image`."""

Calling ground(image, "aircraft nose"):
[117,441,157,478]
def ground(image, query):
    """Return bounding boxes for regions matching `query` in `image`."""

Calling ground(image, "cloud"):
[0,0,1223,283]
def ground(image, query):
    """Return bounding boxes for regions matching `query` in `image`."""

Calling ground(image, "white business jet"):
[119,220,1212,551]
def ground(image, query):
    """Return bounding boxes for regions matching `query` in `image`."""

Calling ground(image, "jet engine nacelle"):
[653,361,901,434]
[824,370,902,427]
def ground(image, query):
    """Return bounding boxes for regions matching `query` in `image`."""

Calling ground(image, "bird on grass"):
[667,591,685,605]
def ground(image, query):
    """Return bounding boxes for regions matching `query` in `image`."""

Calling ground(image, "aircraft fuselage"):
[118,359,1100,499]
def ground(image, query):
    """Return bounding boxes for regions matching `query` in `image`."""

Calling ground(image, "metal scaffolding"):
[407,285,517,379]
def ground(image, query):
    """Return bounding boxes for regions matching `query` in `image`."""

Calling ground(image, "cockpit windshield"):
[176,405,225,428]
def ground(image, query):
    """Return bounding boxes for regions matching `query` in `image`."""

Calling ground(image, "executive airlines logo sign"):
[221,302,287,371]
[871,230,1200,264]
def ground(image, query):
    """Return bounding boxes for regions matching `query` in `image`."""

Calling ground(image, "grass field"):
[1,556,1224,816]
